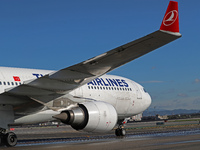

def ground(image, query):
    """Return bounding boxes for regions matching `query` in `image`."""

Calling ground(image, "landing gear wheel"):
[115,128,120,136]
[4,132,17,147]
[115,128,126,136]
[120,128,126,136]
[0,134,2,146]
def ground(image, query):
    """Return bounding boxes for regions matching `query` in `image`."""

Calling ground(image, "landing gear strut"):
[0,128,17,147]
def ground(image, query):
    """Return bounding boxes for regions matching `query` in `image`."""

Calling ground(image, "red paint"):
[160,1,179,33]
[10,128,15,131]
[13,76,21,81]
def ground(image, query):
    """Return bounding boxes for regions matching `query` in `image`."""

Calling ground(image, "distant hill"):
[143,109,200,116]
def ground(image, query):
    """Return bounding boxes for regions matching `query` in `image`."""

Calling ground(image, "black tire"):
[120,128,126,136]
[0,133,4,146]
[4,132,17,147]
[115,128,121,136]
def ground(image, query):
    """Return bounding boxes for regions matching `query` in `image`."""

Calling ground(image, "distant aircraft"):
[0,1,181,147]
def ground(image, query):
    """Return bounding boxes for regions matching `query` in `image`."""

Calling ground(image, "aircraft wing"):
[3,1,181,113]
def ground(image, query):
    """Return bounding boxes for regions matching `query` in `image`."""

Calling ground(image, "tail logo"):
[163,10,178,26]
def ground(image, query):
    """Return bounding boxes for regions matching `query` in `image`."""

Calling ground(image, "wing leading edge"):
[3,1,181,106]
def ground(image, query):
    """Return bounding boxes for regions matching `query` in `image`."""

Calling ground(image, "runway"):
[2,120,200,150]
[15,133,200,150]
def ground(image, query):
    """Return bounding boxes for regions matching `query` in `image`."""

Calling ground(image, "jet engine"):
[53,101,117,132]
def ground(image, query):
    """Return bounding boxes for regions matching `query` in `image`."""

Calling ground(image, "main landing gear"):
[0,128,17,147]
[115,120,127,136]
[115,126,126,136]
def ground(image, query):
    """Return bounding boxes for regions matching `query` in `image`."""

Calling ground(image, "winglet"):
[160,1,179,33]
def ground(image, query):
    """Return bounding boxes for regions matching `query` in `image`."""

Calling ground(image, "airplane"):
[0,1,181,147]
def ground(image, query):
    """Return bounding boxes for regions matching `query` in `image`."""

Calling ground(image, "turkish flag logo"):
[13,76,21,81]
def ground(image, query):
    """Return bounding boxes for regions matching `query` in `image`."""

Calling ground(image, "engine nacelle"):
[54,101,117,132]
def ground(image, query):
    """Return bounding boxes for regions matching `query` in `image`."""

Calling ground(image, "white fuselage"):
[70,74,151,119]
[0,67,151,123]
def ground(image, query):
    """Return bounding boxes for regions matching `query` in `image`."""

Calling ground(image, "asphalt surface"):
[1,120,200,150]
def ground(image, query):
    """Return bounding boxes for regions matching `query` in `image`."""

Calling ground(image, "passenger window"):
[15,82,18,85]
[7,82,10,85]
[3,82,6,85]
[0,81,2,85]
[11,82,14,86]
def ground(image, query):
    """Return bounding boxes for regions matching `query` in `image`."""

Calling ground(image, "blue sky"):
[1,0,200,110]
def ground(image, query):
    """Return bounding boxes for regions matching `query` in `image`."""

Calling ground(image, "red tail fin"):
[160,1,179,33]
